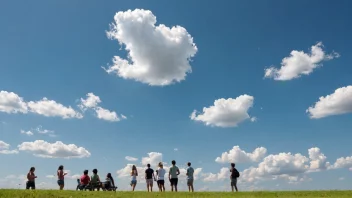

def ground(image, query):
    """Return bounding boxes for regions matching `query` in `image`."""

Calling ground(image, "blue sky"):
[0,0,352,191]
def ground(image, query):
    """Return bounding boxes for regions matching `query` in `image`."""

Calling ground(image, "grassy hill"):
[0,190,351,198]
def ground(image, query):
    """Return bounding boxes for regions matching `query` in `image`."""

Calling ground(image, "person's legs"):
[174,178,178,192]
[170,179,174,192]
[231,179,234,192]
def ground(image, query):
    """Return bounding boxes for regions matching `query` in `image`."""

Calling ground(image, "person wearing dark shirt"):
[145,164,155,192]
[230,163,239,192]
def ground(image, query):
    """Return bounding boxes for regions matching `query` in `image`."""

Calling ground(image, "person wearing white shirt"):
[156,162,166,192]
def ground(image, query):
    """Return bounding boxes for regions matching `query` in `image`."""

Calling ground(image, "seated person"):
[90,168,101,191]
[78,170,90,190]
[104,173,115,190]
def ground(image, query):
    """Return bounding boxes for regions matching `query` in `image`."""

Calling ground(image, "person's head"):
[107,173,112,178]
[30,167,35,172]
[58,165,64,170]
[172,160,176,165]
[132,165,136,170]
[231,163,235,168]
[92,169,98,174]
[83,170,88,175]
[158,162,163,168]
[147,164,150,168]
[187,162,191,167]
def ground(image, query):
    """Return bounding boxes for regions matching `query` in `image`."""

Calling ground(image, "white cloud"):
[28,98,83,119]
[339,177,345,181]
[35,126,56,137]
[79,93,101,110]
[46,175,55,179]
[20,130,34,136]
[306,85,352,119]
[0,91,28,114]
[174,148,178,151]
[95,107,120,122]
[79,93,122,122]
[18,140,91,159]
[203,167,228,182]
[215,146,267,164]
[331,156,352,169]
[190,95,254,128]
[125,156,138,162]
[264,42,339,80]
[250,117,257,122]
[104,9,198,86]
[0,140,19,154]
[308,147,329,171]
[141,152,163,166]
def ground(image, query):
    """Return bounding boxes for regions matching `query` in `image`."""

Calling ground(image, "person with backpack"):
[230,163,240,192]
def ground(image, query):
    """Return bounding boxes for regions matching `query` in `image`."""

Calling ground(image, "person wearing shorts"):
[57,165,67,190]
[186,162,194,192]
[130,165,138,191]
[230,163,239,192]
[156,162,165,192]
[145,164,155,192]
[169,160,180,192]
[26,167,37,190]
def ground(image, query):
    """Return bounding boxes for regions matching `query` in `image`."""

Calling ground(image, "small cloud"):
[174,148,178,151]
[125,156,138,162]
[250,117,257,122]
[339,177,345,181]
[20,130,34,136]
[121,114,127,119]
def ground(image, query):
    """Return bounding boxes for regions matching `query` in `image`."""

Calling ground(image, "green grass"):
[0,190,352,198]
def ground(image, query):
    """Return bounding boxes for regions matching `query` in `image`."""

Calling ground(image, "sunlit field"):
[0,190,352,198]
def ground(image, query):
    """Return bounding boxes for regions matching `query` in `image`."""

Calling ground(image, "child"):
[91,169,101,191]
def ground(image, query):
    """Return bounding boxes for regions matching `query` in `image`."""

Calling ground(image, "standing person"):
[26,167,37,190]
[230,163,239,192]
[57,165,67,190]
[186,162,194,192]
[145,164,155,192]
[156,162,165,192]
[130,165,138,191]
[168,160,180,192]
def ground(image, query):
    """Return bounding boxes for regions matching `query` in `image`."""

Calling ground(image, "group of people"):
[25,161,240,192]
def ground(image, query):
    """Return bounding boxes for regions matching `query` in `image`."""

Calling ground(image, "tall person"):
[145,164,155,192]
[186,162,194,192]
[168,160,180,192]
[156,162,165,192]
[130,165,138,191]
[57,165,67,190]
[230,163,239,192]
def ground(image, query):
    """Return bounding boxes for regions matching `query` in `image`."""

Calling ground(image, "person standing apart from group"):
[26,167,37,190]
[169,160,180,192]
[186,162,195,192]
[230,163,239,192]
[130,165,138,191]
[145,164,155,192]
[156,162,165,192]
[57,165,67,190]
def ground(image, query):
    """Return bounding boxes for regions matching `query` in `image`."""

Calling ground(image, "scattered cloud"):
[215,146,267,164]
[339,177,345,181]
[308,147,329,171]
[104,9,198,86]
[79,93,123,122]
[0,91,28,114]
[20,130,34,136]
[35,126,56,137]
[330,156,352,169]
[250,117,257,122]
[306,85,352,119]
[0,140,19,154]
[28,98,83,119]
[125,156,138,162]
[190,95,254,127]
[264,42,339,80]
[203,167,228,182]
[18,140,91,159]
